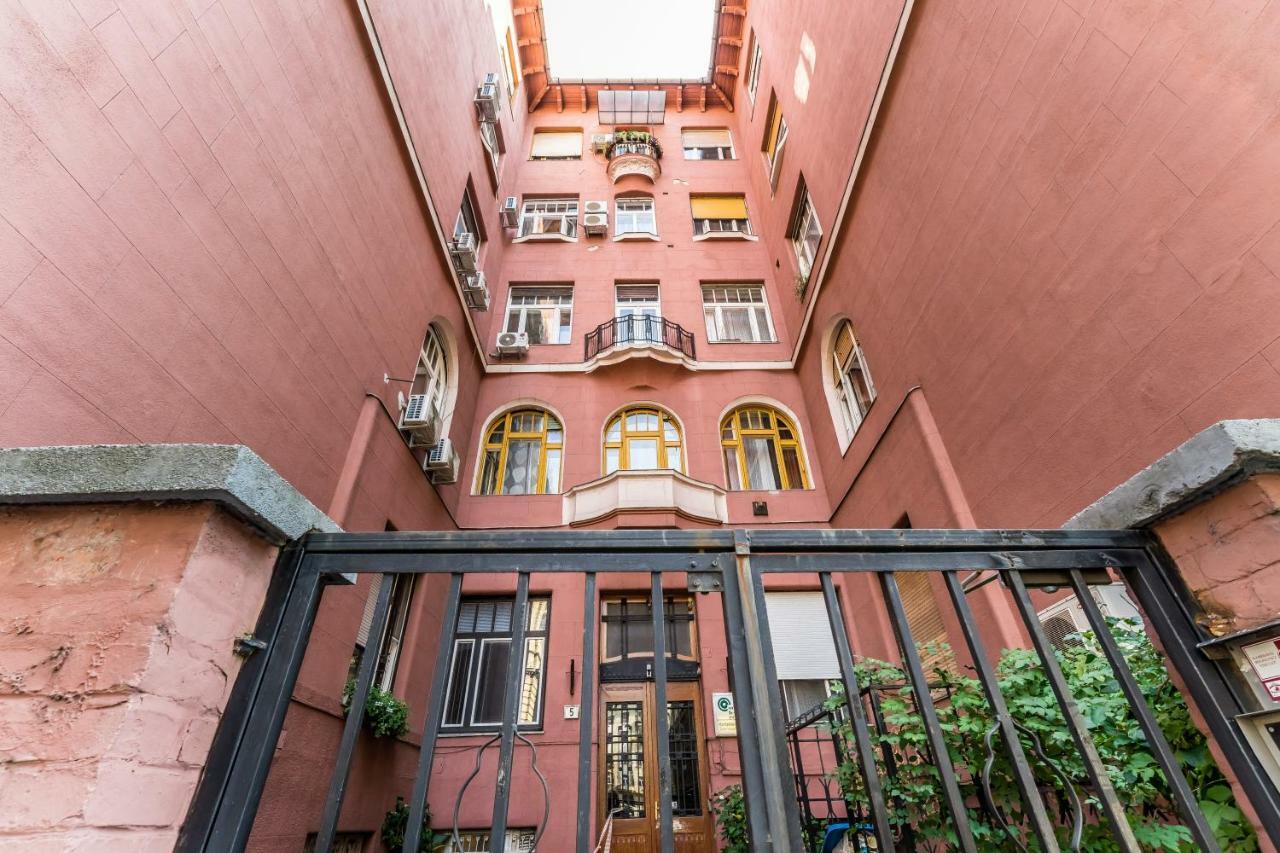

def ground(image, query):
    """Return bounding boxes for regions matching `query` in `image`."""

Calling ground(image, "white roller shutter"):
[765,591,840,680]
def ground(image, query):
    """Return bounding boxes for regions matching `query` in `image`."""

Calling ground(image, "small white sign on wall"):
[712,692,736,737]
[1242,638,1280,701]
[563,704,580,720]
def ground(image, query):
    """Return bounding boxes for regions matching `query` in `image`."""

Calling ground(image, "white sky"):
[542,0,717,80]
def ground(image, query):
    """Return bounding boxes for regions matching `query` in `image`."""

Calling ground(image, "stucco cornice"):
[0,443,339,543]
[1065,420,1280,530]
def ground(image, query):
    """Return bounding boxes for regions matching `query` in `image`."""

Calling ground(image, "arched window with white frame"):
[831,320,875,443]
[405,325,449,439]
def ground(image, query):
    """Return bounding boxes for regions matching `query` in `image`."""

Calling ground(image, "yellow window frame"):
[602,406,684,474]
[475,408,564,495]
[719,405,810,490]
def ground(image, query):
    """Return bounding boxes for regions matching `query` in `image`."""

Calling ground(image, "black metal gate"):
[176,528,1280,852]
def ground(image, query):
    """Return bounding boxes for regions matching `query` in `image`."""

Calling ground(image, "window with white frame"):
[452,829,537,852]
[682,128,734,160]
[702,284,775,343]
[615,197,656,235]
[690,194,751,236]
[479,119,501,179]
[454,189,481,247]
[764,591,841,722]
[746,35,762,104]
[441,598,549,733]
[518,198,578,239]
[762,94,788,191]
[789,184,822,280]
[831,320,876,440]
[408,326,449,433]
[351,573,416,693]
[506,286,573,344]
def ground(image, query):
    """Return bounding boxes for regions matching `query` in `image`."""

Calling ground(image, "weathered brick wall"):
[0,502,276,849]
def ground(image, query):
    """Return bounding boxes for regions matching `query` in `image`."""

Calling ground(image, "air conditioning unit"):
[583,212,608,236]
[1037,584,1144,653]
[583,200,608,215]
[423,438,460,483]
[499,196,519,229]
[474,76,500,123]
[398,394,439,444]
[449,232,478,272]
[461,271,490,310]
[496,330,529,355]
[591,133,614,153]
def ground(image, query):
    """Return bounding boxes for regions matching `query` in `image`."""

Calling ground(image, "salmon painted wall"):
[791,0,1280,532]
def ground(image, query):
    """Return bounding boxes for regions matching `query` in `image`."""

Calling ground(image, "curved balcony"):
[583,315,696,371]
[606,137,662,183]
[562,469,728,527]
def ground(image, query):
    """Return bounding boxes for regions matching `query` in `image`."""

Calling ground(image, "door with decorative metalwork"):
[601,682,712,853]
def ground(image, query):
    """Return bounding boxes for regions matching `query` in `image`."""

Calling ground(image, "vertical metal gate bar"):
[650,572,675,853]
[941,570,1060,852]
[489,571,530,852]
[1005,570,1140,852]
[315,575,395,852]
[738,531,807,847]
[575,572,597,853]
[818,572,893,849]
[717,552,775,850]
[177,543,305,852]
[879,571,978,852]
[1067,569,1221,851]
[403,573,463,853]
[1124,546,1280,845]
[206,560,328,851]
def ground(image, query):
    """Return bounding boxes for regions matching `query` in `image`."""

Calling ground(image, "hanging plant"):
[342,678,410,739]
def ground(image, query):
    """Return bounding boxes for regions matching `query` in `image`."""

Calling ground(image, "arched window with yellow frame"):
[475,408,563,495]
[720,405,810,490]
[603,406,684,474]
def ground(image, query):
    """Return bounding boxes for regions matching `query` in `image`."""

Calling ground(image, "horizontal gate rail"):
[180,527,1278,853]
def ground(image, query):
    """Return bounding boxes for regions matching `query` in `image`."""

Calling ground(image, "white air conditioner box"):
[1037,583,1144,652]
[474,78,499,123]
[398,394,439,443]
[591,133,614,153]
[449,232,478,272]
[424,438,460,483]
[496,330,530,355]
[583,199,608,215]
[499,196,519,228]
[583,212,608,236]
[462,271,490,310]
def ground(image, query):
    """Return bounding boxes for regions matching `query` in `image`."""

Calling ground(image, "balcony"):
[561,469,728,527]
[606,132,662,183]
[583,315,696,371]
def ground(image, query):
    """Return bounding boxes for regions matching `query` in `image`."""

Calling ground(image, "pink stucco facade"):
[1,0,1279,847]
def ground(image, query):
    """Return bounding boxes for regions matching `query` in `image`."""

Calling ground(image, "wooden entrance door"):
[600,681,713,852]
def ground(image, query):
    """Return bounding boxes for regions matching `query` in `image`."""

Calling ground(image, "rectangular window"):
[506,286,574,344]
[451,829,537,852]
[530,128,582,159]
[762,94,788,190]
[518,198,578,239]
[788,183,822,279]
[479,120,502,180]
[701,284,775,343]
[615,197,656,235]
[502,28,519,95]
[682,128,734,160]
[746,34,762,104]
[454,189,481,246]
[351,573,416,693]
[441,598,550,732]
[615,284,660,344]
[689,194,751,236]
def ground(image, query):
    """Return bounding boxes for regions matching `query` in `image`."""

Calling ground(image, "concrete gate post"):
[1068,420,1280,846]
[0,445,335,851]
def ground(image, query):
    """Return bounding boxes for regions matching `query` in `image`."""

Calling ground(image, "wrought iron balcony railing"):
[605,136,662,183]
[606,139,661,161]
[583,315,696,362]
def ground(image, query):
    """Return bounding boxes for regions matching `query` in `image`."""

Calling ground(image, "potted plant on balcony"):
[610,129,662,159]
[380,797,452,852]
[341,677,410,739]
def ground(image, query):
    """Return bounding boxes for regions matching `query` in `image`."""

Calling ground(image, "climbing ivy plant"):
[714,620,1258,851]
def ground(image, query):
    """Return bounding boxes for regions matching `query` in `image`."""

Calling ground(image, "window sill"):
[837,398,877,457]
[513,233,576,244]
[613,232,660,242]
[437,727,544,738]
[693,232,757,242]
[706,338,778,345]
